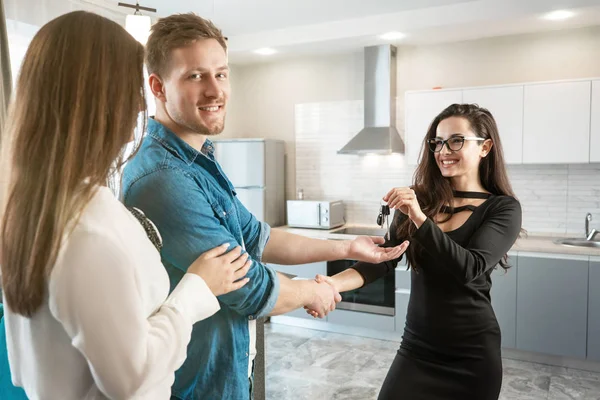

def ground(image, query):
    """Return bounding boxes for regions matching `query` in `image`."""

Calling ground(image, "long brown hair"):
[397,103,520,271]
[0,11,146,316]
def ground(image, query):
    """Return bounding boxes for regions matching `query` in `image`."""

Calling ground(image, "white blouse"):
[3,186,220,399]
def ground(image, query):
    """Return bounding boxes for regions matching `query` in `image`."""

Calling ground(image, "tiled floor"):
[265,322,600,400]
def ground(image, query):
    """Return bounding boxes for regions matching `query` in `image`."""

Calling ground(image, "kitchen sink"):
[554,238,600,248]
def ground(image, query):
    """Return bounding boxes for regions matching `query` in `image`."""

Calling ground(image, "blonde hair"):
[0,11,146,316]
[145,13,227,78]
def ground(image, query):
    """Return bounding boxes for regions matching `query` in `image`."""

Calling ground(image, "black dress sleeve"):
[412,196,522,284]
[350,210,408,287]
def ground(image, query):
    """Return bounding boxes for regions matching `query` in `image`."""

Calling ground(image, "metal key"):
[377,203,391,240]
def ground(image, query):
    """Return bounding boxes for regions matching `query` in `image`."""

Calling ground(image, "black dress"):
[352,193,522,400]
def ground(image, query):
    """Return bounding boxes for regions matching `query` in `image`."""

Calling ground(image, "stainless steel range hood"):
[338,44,404,155]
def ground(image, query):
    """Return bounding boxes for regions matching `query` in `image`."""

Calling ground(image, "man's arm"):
[262,229,406,266]
[124,169,279,318]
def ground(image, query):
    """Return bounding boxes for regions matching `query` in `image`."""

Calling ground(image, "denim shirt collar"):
[146,118,216,166]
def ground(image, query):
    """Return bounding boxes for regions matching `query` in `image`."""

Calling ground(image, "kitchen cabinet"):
[269,261,326,319]
[522,81,591,164]
[590,80,600,163]
[405,90,463,165]
[394,290,410,334]
[395,256,410,289]
[490,253,518,349]
[462,86,524,164]
[394,256,410,332]
[588,257,600,361]
[516,253,589,358]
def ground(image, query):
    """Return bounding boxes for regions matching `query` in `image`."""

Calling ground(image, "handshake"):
[303,274,341,319]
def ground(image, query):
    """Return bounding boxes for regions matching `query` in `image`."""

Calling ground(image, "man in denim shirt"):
[122,13,409,400]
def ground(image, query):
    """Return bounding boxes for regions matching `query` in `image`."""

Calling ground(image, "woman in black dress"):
[313,103,522,400]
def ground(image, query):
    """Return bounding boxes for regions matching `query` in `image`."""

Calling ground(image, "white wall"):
[224,53,364,199]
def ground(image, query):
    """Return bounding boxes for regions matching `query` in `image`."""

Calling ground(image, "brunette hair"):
[1,11,146,316]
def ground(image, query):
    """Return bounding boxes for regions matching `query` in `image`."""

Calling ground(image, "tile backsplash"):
[295,100,600,236]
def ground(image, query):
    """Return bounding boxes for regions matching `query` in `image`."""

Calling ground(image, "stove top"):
[331,227,387,236]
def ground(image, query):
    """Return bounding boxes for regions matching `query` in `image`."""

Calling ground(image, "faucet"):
[586,213,598,241]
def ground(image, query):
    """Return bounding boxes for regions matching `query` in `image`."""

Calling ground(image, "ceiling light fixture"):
[118,1,157,44]
[254,48,277,56]
[379,31,406,41]
[542,10,575,21]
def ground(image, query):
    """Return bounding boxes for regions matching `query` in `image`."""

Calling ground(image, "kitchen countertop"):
[273,224,600,257]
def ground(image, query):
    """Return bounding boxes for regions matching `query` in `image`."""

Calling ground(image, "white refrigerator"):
[212,139,286,227]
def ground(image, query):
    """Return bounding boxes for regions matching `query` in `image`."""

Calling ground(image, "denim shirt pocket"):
[210,197,244,243]
[210,198,233,222]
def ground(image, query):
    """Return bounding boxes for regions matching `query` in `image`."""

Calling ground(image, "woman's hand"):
[383,187,427,228]
[187,244,251,296]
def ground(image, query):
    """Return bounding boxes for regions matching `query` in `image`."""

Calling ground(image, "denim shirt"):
[121,119,280,400]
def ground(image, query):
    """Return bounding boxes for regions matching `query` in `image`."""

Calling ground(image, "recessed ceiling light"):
[254,48,276,55]
[379,31,406,41]
[543,10,575,21]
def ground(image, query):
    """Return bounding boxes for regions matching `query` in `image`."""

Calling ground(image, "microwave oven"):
[286,200,345,230]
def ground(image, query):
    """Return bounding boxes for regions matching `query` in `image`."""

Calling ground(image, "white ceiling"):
[6,0,600,64]
[139,0,472,35]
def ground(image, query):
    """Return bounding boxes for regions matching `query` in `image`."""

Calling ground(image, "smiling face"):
[152,38,230,137]
[433,116,492,180]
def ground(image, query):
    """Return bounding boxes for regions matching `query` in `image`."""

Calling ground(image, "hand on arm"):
[125,170,280,318]
[187,244,251,296]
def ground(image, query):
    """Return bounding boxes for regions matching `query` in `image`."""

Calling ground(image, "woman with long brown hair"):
[313,103,522,399]
[0,11,251,399]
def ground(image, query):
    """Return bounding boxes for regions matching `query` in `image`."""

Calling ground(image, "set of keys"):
[377,202,391,240]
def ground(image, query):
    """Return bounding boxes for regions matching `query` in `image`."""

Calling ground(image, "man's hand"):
[305,274,342,318]
[346,236,409,264]
[303,280,341,319]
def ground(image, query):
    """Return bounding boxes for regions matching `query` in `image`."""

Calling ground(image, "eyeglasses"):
[427,136,485,153]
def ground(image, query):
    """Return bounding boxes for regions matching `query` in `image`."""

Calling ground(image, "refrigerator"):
[212,139,286,227]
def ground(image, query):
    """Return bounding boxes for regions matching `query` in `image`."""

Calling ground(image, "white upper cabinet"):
[591,80,600,163]
[462,86,524,164]
[522,81,591,164]
[404,90,463,165]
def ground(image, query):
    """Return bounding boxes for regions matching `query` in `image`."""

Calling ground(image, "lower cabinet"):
[490,252,518,349]
[395,256,411,334]
[588,257,600,361]
[394,290,410,333]
[516,253,589,359]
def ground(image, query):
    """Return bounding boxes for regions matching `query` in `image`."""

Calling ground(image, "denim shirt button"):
[245,352,249,357]
[223,211,227,216]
